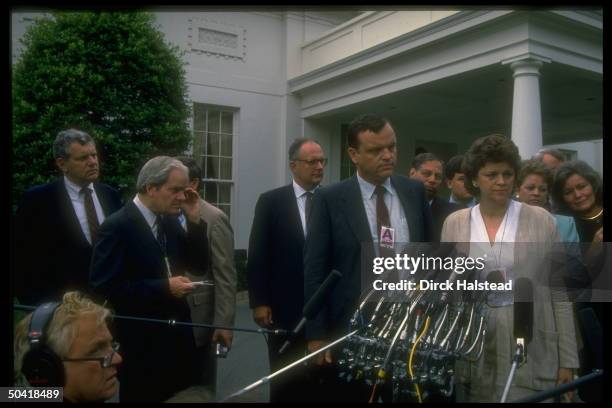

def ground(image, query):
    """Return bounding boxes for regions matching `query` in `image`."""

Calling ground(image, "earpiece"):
[21,302,65,387]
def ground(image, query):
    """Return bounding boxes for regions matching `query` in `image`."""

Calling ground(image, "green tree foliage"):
[12,12,191,207]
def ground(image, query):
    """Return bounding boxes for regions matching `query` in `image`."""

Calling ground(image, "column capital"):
[501,53,551,77]
[510,59,543,78]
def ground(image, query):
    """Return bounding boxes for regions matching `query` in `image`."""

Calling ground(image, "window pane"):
[221,111,233,133]
[196,155,206,180]
[204,182,218,203]
[220,133,233,157]
[219,205,231,219]
[193,131,205,157]
[207,132,220,156]
[220,157,232,180]
[218,183,231,203]
[208,110,220,133]
[206,156,219,179]
[193,104,206,131]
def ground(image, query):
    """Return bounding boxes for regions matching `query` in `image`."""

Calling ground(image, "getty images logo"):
[372,253,486,275]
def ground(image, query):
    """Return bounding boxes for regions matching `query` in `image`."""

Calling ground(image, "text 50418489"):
[1,387,63,402]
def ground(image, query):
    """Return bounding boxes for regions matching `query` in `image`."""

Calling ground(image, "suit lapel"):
[391,175,421,242]
[343,176,374,247]
[125,201,166,275]
[93,183,112,216]
[284,184,305,245]
[56,179,90,247]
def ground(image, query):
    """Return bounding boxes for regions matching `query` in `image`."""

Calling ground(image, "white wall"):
[543,140,603,177]
[153,11,348,249]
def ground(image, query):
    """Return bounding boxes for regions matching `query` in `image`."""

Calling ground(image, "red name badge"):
[380,226,395,249]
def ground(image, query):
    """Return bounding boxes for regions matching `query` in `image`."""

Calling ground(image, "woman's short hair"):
[463,134,521,196]
[517,159,553,190]
[552,160,603,214]
[14,292,112,381]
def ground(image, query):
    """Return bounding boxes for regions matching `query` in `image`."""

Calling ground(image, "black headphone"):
[21,302,65,387]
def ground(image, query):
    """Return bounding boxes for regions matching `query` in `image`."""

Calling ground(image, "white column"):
[509,59,544,159]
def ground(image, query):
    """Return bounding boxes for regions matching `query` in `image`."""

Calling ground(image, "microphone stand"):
[220,329,359,402]
[13,304,286,336]
[279,269,343,354]
[500,338,524,403]
[511,369,603,403]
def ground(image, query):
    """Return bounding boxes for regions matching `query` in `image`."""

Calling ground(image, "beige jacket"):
[441,204,579,395]
[186,199,237,347]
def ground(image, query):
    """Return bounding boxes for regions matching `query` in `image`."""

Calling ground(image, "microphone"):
[487,269,506,285]
[513,277,534,347]
[500,277,533,402]
[278,269,342,354]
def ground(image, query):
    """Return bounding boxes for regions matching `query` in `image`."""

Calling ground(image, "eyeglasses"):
[63,342,120,368]
[294,158,328,166]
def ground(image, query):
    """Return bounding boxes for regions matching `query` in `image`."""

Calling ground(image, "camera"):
[215,342,229,358]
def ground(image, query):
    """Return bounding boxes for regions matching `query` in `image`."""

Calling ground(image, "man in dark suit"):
[304,114,432,401]
[409,153,462,242]
[247,138,326,402]
[13,129,122,306]
[89,156,209,402]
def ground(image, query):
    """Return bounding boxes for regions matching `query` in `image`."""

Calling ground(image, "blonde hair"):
[14,292,112,381]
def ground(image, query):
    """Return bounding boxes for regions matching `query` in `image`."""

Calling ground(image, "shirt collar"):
[64,176,93,198]
[450,194,477,207]
[356,172,393,200]
[133,194,158,230]
[292,179,319,198]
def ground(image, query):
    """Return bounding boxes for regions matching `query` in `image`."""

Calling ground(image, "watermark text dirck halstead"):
[372,279,513,291]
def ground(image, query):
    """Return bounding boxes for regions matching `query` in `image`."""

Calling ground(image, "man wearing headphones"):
[13,291,122,403]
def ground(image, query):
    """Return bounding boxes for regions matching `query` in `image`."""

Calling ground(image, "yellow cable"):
[408,316,431,403]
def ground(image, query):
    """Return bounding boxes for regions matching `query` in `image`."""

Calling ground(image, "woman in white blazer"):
[441,135,579,402]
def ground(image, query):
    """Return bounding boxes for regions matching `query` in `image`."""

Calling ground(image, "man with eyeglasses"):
[247,138,326,402]
[14,291,123,402]
[409,153,462,243]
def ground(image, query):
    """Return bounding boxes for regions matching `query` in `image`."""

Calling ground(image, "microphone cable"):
[13,304,287,336]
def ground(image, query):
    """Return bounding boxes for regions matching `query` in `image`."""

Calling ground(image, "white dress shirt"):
[469,200,521,308]
[133,195,159,238]
[356,173,410,255]
[293,180,320,238]
[63,176,105,245]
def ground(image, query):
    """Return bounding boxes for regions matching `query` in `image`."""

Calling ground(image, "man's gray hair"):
[534,148,565,163]
[53,129,95,159]
[136,156,188,193]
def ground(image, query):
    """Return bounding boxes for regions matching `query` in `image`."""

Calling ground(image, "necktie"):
[155,215,166,252]
[81,187,100,244]
[305,191,314,229]
[374,185,391,237]
[375,184,399,289]
[155,215,172,277]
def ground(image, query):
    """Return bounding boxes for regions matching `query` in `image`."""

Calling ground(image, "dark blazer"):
[13,179,122,305]
[247,184,306,331]
[304,174,432,340]
[430,196,462,243]
[89,201,209,402]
